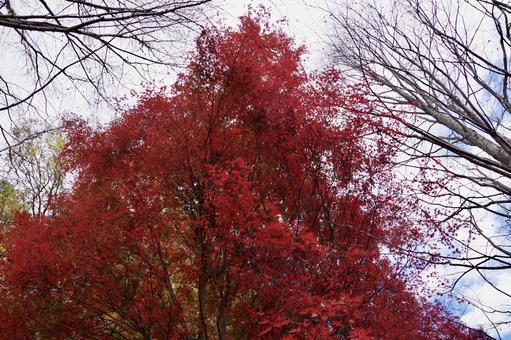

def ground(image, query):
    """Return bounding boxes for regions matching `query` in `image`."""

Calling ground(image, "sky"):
[219,0,331,67]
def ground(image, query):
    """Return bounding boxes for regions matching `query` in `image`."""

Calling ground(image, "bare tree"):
[4,118,65,216]
[329,0,511,332]
[0,0,213,148]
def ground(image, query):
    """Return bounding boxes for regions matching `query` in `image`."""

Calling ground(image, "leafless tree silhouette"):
[0,0,213,148]
[329,0,511,331]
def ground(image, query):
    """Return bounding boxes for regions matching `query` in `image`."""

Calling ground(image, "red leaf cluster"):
[0,11,488,339]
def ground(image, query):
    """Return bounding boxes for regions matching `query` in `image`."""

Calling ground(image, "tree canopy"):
[0,11,488,339]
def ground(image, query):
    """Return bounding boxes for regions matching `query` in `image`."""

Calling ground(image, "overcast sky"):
[220,0,331,66]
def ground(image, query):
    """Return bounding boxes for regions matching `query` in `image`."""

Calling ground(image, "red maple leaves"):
[0,10,487,339]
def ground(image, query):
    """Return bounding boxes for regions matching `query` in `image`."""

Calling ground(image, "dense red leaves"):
[0,12,487,339]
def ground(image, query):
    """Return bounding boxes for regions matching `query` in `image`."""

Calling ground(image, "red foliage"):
[0,11,487,339]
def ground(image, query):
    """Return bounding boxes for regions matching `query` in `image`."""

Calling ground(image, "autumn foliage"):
[0,12,487,339]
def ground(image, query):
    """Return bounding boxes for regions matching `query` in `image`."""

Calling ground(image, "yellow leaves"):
[0,180,22,225]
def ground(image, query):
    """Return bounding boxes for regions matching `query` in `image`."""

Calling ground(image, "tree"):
[329,0,511,324]
[0,179,21,225]
[0,0,213,149]
[2,119,65,216]
[0,11,488,339]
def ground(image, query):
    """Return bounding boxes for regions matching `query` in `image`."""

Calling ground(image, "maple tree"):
[0,11,489,339]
